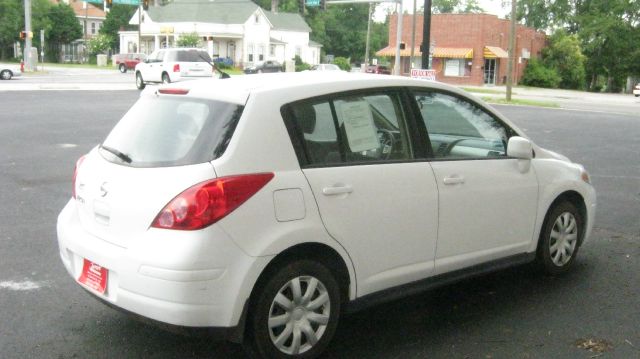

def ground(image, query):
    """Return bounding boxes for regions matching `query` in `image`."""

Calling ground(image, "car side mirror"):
[507,136,533,159]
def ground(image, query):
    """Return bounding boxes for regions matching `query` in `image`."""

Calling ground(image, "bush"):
[521,58,561,88]
[333,57,350,71]
[176,32,202,47]
[294,55,311,72]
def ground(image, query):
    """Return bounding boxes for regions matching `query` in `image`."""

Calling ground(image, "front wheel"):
[245,260,341,358]
[119,64,127,73]
[135,72,145,90]
[537,201,583,275]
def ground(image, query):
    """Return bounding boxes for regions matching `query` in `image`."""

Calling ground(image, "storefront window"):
[443,59,471,77]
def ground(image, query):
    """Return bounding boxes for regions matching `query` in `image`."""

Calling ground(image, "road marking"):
[0,280,48,291]
[57,143,78,148]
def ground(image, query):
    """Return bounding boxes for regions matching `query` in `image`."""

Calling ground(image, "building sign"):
[410,68,436,81]
[114,0,141,5]
[306,0,320,6]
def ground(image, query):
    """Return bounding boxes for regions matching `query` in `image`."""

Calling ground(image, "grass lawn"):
[481,96,560,108]
[461,87,510,95]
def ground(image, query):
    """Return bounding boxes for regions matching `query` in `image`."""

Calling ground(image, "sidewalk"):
[461,85,640,116]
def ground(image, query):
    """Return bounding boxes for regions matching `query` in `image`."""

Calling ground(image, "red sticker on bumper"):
[78,258,108,294]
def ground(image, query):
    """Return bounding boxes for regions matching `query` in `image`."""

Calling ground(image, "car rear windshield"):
[168,50,212,62]
[100,97,243,167]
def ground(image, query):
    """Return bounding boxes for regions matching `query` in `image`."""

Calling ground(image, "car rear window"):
[168,50,212,62]
[100,97,243,167]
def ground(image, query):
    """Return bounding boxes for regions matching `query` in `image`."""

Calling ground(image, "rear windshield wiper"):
[198,53,230,79]
[101,145,132,164]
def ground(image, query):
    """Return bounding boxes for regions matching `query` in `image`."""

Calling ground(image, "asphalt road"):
[0,91,638,358]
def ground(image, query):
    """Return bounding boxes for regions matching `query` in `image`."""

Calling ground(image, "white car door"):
[412,91,539,274]
[145,50,165,82]
[286,91,439,297]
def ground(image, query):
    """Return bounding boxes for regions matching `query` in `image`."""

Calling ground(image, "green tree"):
[542,30,586,89]
[46,3,82,62]
[0,0,22,60]
[87,33,112,55]
[432,0,484,14]
[521,58,561,88]
[99,4,137,52]
[176,32,202,47]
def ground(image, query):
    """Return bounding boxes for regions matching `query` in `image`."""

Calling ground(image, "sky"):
[373,0,510,22]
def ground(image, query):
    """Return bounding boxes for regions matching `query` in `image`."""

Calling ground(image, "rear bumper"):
[57,200,269,329]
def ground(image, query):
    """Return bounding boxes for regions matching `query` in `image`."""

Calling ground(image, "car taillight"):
[173,64,180,72]
[151,173,274,230]
[72,155,86,199]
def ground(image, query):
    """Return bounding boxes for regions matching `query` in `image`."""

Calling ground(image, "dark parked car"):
[244,60,283,74]
[115,53,146,73]
[365,64,391,74]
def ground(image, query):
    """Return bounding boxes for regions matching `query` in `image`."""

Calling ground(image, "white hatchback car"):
[57,72,596,358]
[134,48,213,89]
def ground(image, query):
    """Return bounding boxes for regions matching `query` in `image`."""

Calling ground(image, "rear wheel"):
[162,73,171,84]
[245,260,341,358]
[119,64,127,73]
[0,70,12,80]
[537,201,583,275]
[135,72,145,90]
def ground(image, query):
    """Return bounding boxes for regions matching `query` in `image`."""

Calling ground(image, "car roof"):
[150,72,476,107]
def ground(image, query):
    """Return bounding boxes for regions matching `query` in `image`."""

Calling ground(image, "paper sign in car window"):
[338,101,379,152]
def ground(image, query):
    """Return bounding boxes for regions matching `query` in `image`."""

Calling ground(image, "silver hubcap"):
[549,212,578,266]
[1,71,9,79]
[136,75,142,86]
[268,276,331,355]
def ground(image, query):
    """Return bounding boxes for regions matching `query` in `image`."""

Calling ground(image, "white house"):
[118,0,321,67]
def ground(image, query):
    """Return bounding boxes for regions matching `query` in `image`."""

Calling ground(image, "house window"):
[248,44,254,62]
[258,45,264,61]
[443,58,471,77]
[91,22,96,35]
[295,46,301,58]
[269,44,276,57]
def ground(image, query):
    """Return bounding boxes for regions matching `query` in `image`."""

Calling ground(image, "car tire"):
[162,73,171,84]
[119,64,127,73]
[245,259,341,359]
[0,70,12,80]
[536,201,583,275]
[635,94,639,97]
[135,72,145,90]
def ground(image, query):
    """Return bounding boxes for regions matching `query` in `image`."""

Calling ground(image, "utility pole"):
[410,0,416,69]
[364,2,372,65]
[393,0,403,75]
[23,0,33,71]
[421,0,431,69]
[138,4,142,53]
[84,1,88,63]
[506,0,516,101]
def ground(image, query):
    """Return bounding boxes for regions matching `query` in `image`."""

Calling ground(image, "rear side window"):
[101,97,243,167]
[286,91,413,167]
[168,50,211,62]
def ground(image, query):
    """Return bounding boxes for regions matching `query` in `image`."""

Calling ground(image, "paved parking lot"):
[0,86,638,358]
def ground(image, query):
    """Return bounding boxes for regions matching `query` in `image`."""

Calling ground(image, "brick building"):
[376,13,547,86]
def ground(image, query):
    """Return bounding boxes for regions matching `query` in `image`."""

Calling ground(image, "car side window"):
[287,92,413,167]
[414,91,510,159]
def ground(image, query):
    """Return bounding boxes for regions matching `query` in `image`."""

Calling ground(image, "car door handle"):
[443,175,465,185]
[322,185,353,196]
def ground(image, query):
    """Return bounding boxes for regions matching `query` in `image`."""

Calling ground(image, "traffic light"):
[19,31,25,40]
[143,0,149,10]
[105,0,112,9]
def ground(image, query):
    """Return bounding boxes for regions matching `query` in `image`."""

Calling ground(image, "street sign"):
[85,0,103,4]
[306,0,320,6]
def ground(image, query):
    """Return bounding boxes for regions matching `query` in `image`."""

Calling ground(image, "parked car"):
[310,63,341,71]
[633,83,640,97]
[0,63,21,80]
[58,72,596,358]
[365,64,391,74]
[243,60,283,74]
[115,53,146,73]
[134,48,213,89]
